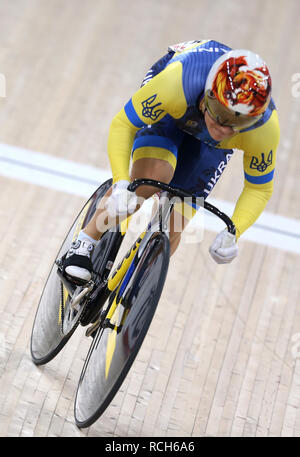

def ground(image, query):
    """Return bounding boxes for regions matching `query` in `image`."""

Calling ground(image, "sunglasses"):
[204,90,262,132]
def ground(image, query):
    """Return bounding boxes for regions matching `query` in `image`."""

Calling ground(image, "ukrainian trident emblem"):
[141,94,164,121]
[250,151,273,173]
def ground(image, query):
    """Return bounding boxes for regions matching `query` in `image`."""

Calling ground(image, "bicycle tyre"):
[74,231,170,428]
[30,179,112,365]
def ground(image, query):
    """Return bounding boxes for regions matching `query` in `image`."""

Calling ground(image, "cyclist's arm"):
[231,179,274,239]
[230,110,280,238]
[107,61,187,183]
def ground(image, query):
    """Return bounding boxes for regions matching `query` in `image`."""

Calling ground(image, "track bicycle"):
[30,178,235,428]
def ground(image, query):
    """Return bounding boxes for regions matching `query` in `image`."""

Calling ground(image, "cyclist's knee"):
[131,158,174,198]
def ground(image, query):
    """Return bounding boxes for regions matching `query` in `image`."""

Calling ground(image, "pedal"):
[70,281,94,310]
[55,258,63,268]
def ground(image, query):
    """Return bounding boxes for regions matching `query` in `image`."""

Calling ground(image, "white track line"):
[0,142,299,254]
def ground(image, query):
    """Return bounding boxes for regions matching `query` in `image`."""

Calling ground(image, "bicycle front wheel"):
[74,232,170,428]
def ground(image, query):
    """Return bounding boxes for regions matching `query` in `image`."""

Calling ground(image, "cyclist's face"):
[204,109,235,141]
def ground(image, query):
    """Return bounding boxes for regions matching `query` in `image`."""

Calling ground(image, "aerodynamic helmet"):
[204,49,272,131]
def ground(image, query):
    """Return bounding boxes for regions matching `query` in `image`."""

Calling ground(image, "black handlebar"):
[128,178,236,236]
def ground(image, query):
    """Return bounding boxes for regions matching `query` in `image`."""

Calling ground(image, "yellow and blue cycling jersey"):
[107,40,280,238]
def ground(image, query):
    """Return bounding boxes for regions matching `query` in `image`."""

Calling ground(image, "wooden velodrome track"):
[0,0,299,437]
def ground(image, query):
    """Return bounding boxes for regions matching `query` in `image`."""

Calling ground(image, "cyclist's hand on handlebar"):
[105,180,138,217]
[209,229,238,264]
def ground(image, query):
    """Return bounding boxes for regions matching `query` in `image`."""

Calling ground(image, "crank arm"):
[70,281,95,310]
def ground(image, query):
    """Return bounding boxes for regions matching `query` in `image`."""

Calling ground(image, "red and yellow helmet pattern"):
[205,49,272,117]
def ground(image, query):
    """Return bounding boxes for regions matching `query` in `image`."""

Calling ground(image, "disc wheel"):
[74,232,170,428]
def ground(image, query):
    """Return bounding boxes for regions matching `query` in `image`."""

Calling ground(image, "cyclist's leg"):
[130,158,192,257]
[84,116,183,241]
[130,156,184,256]
[129,117,187,255]
[82,156,182,257]
[82,185,115,240]
[82,155,175,241]
[130,157,174,199]
[63,117,183,281]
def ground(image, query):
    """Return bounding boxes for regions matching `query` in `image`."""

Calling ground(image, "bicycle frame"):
[84,186,175,336]
[56,178,236,335]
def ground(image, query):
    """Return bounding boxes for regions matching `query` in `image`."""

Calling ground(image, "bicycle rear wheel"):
[74,231,170,428]
[30,179,112,365]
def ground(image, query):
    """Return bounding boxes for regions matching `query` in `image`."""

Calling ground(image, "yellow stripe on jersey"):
[132,146,177,170]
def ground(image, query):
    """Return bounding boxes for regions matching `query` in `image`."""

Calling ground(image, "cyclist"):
[62,40,280,283]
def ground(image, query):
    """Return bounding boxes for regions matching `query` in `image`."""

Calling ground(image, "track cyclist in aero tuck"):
[62,39,280,284]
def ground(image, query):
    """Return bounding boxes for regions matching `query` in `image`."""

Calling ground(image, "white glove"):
[209,229,238,264]
[105,180,138,217]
